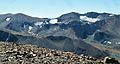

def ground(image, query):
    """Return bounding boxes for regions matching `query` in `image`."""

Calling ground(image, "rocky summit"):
[0,42,119,64]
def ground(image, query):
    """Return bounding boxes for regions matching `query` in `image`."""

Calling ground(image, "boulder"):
[104,57,119,64]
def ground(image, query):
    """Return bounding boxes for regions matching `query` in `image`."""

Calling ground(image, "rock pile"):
[0,42,119,64]
[103,57,119,64]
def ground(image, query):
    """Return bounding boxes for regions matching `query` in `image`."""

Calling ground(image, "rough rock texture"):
[0,42,117,64]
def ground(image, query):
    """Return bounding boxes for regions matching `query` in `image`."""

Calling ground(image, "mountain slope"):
[0,30,107,58]
[0,12,120,59]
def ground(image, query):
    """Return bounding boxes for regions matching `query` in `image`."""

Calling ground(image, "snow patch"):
[34,22,43,26]
[45,21,49,24]
[107,41,112,44]
[28,26,33,32]
[23,25,26,28]
[39,26,42,28]
[49,19,58,24]
[104,41,112,44]
[80,16,100,22]
[97,30,100,32]
[109,14,114,17]
[116,42,120,44]
[6,17,11,21]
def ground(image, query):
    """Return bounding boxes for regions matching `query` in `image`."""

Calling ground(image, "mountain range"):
[0,12,120,59]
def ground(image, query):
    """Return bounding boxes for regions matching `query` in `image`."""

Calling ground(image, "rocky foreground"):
[0,42,119,64]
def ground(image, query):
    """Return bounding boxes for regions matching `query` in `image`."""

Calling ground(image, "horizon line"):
[0,11,119,18]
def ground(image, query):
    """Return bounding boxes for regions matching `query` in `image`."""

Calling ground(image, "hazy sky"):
[0,0,120,18]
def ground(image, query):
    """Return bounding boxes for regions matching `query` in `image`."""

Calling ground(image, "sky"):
[0,0,120,18]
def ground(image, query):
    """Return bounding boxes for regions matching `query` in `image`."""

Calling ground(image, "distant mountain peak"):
[13,13,30,17]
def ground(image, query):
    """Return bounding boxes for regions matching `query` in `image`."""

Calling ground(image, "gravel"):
[0,42,118,64]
